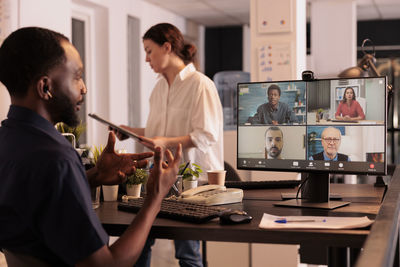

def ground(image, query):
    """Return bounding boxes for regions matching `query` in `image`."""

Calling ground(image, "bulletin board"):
[258,43,292,81]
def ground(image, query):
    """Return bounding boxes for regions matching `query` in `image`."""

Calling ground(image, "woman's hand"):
[139,136,169,151]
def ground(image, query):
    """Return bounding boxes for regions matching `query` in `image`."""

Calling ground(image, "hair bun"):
[182,43,197,64]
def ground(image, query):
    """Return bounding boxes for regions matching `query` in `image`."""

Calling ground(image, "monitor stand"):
[280,192,342,200]
[274,172,350,210]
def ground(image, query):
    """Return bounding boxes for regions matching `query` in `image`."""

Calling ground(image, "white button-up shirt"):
[145,63,224,171]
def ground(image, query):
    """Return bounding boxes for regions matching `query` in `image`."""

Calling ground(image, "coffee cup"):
[207,170,226,185]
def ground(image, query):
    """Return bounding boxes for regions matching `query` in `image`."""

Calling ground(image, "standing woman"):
[335,87,365,121]
[118,23,224,267]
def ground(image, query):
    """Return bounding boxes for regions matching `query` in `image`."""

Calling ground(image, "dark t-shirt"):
[0,105,108,266]
[247,102,298,124]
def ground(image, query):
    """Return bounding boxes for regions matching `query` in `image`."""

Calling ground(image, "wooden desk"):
[96,184,383,250]
[316,119,384,125]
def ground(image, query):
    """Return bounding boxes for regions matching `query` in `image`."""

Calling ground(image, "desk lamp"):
[339,39,393,107]
[339,39,393,187]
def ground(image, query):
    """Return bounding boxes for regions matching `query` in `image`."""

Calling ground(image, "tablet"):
[88,113,142,141]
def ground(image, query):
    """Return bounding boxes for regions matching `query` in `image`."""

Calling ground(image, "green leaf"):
[126,169,149,185]
[182,173,193,180]
[192,163,201,169]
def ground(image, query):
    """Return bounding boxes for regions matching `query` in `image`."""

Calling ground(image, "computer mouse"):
[219,210,252,225]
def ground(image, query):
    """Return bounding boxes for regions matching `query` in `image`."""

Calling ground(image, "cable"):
[295,176,309,200]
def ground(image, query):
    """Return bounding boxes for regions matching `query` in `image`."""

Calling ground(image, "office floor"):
[0,240,179,267]
[0,242,326,267]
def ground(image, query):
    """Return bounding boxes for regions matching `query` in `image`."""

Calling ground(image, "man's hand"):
[110,125,130,141]
[146,144,182,202]
[88,132,154,187]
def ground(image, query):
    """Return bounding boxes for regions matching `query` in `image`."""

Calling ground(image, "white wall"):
[19,0,71,35]
[310,0,357,78]
[0,0,19,122]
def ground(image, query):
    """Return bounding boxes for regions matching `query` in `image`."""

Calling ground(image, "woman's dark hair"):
[0,27,69,98]
[143,23,197,66]
[342,87,356,103]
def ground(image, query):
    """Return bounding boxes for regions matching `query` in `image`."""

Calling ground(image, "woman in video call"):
[115,23,223,267]
[335,87,365,121]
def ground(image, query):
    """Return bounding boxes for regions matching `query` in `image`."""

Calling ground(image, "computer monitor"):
[237,76,387,209]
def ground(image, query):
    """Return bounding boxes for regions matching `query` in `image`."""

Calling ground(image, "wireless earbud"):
[44,85,53,98]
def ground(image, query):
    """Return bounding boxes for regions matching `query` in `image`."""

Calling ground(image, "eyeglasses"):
[322,137,340,144]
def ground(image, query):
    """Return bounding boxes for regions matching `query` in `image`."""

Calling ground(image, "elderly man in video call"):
[247,84,298,125]
[310,127,350,161]
[264,126,284,159]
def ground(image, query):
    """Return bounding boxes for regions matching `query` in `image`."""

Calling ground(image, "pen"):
[172,184,179,193]
[180,161,190,175]
[274,218,326,223]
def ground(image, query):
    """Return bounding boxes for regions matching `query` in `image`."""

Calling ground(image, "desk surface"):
[316,119,384,125]
[96,184,384,248]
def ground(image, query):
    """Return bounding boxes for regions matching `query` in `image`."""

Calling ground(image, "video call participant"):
[0,27,182,267]
[115,23,223,267]
[309,127,350,161]
[247,84,298,125]
[264,126,284,159]
[335,87,365,121]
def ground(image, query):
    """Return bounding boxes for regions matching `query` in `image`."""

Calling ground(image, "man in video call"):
[247,84,298,125]
[310,127,350,161]
[264,126,284,159]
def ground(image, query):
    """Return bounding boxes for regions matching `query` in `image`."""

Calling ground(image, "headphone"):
[44,85,53,98]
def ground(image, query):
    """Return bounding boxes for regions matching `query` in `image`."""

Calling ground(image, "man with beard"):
[264,126,284,159]
[0,27,182,267]
[247,84,298,125]
[310,127,350,161]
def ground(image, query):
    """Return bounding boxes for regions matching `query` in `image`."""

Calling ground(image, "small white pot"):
[183,180,198,191]
[126,184,142,197]
[102,185,119,201]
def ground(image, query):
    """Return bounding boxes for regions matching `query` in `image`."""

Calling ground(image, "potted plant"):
[317,108,324,122]
[179,163,203,191]
[56,121,86,148]
[126,169,149,197]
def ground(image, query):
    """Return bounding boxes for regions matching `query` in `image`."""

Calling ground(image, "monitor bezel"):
[236,76,387,176]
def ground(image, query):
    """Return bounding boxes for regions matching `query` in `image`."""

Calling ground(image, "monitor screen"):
[237,76,387,176]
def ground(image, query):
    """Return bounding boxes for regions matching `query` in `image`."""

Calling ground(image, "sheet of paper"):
[259,213,374,230]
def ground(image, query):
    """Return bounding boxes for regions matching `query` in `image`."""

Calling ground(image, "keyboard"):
[224,180,301,190]
[330,119,358,123]
[118,198,229,223]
